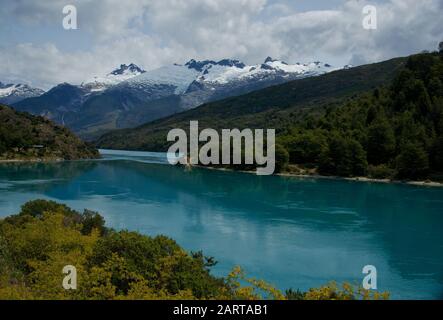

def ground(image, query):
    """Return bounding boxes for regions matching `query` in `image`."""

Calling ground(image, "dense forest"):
[0,104,99,160]
[0,200,389,300]
[278,51,443,181]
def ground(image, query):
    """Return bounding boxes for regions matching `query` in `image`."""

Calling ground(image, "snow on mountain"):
[11,57,340,139]
[81,63,146,92]
[123,63,200,95]
[196,57,335,84]
[80,58,335,97]
[0,82,44,104]
[119,57,336,95]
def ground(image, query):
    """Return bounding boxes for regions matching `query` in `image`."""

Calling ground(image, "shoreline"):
[194,165,443,188]
[279,173,443,188]
[2,157,442,188]
[0,158,64,163]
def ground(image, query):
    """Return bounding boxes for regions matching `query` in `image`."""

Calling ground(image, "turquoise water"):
[0,150,442,299]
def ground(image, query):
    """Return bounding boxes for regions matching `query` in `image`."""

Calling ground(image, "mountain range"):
[0,82,44,105]
[11,58,337,139]
[96,56,407,151]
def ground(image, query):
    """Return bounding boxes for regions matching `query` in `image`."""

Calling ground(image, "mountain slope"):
[81,63,146,92]
[0,104,99,160]
[96,56,407,151]
[12,83,90,126]
[0,82,44,105]
[12,64,146,133]
[14,58,337,139]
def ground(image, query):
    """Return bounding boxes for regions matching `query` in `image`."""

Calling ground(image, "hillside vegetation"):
[0,104,99,161]
[0,200,389,300]
[278,52,443,181]
[97,52,443,181]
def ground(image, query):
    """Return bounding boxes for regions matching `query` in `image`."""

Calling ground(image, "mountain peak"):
[110,63,145,76]
[0,82,44,104]
[185,58,247,72]
[185,59,216,72]
[216,59,246,68]
[264,56,276,63]
[82,64,146,92]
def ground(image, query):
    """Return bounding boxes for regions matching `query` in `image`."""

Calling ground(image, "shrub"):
[319,134,368,177]
[368,164,395,180]
[20,199,76,219]
[274,144,290,173]
[304,282,389,300]
[396,143,429,179]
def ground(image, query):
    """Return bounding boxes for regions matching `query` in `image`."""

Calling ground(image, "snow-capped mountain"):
[188,57,334,85]
[81,63,146,92]
[180,57,336,109]
[112,57,336,110]
[0,82,44,105]
[122,63,200,95]
[13,57,339,139]
[120,57,335,95]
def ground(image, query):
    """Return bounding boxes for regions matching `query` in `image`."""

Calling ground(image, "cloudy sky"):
[0,0,442,89]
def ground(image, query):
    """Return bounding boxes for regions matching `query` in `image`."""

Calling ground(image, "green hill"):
[96,56,406,151]
[276,52,443,181]
[0,104,99,161]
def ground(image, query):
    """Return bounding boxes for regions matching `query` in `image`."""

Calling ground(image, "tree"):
[430,136,443,171]
[274,144,289,173]
[439,41,443,54]
[19,199,76,219]
[428,77,443,98]
[81,209,107,236]
[396,143,429,179]
[347,139,368,176]
[319,134,367,177]
[367,117,396,165]
[286,131,327,164]
[0,141,6,155]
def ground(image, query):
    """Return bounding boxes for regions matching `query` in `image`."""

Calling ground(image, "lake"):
[0,149,442,299]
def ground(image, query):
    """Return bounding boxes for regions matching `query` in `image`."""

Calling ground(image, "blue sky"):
[0,0,442,89]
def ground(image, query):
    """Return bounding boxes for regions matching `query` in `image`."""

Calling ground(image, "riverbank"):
[0,154,101,163]
[279,172,443,188]
[2,156,441,188]
[0,158,63,163]
[194,165,443,188]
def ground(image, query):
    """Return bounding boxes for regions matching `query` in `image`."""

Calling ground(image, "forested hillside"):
[279,52,443,181]
[97,52,443,181]
[0,105,99,161]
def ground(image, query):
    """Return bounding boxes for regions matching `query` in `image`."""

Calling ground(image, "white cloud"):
[0,0,442,89]
[0,36,191,90]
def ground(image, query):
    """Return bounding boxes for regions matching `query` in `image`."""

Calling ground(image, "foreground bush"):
[0,200,389,300]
